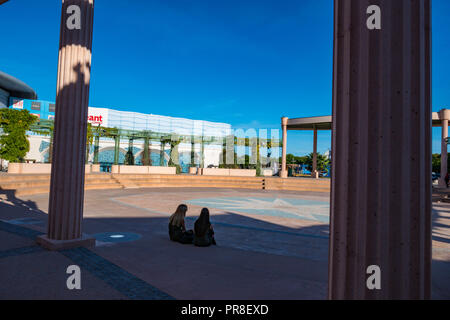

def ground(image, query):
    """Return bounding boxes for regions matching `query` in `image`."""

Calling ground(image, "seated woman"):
[194,208,216,247]
[168,204,193,244]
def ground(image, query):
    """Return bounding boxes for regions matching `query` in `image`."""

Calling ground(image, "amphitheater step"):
[0,173,331,195]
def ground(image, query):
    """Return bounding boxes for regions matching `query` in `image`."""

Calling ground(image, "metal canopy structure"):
[287,111,448,131]
[30,119,280,167]
[286,116,332,131]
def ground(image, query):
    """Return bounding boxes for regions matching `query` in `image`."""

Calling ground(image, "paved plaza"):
[0,187,449,299]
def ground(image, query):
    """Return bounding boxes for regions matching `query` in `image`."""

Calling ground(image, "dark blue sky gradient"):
[1,0,449,155]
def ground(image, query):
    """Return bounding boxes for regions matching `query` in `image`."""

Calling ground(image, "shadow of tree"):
[0,188,47,220]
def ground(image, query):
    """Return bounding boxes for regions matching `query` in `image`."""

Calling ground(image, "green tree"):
[280,154,308,165]
[305,152,330,173]
[86,123,94,164]
[125,150,135,165]
[286,153,295,164]
[168,140,181,173]
[432,154,441,173]
[431,153,450,173]
[0,109,37,162]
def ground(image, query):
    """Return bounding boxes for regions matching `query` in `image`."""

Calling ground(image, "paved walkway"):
[0,188,449,299]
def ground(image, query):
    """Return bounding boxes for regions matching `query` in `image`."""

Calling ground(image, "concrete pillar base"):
[280,171,288,179]
[189,167,198,174]
[36,234,95,251]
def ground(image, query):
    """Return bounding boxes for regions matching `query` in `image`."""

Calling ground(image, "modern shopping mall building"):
[7,97,233,172]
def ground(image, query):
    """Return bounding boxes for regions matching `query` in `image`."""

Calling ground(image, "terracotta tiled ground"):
[0,188,449,299]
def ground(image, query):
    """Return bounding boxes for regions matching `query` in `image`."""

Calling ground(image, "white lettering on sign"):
[66,5,81,30]
[88,115,103,125]
[366,265,381,290]
[87,108,108,126]
[66,265,81,290]
[367,5,381,30]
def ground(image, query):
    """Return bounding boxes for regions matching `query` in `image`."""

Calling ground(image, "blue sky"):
[1,0,449,155]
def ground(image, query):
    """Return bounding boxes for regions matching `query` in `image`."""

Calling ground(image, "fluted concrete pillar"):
[280,117,288,178]
[440,111,449,187]
[38,0,95,250]
[329,0,431,299]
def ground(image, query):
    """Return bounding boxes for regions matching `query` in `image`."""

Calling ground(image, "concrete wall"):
[8,163,99,174]
[8,163,52,174]
[111,165,176,175]
[201,168,257,177]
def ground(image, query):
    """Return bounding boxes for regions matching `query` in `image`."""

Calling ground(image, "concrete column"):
[172,143,179,166]
[114,135,120,165]
[256,138,261,170]
[37,0,95,250]
[93,134,99,164]
[170,135,180,166]
[142,137,150,166]
[440,113,449,187]
[312,126,318,178]
[126,138,134,165]
[85,135,91,164]
[329,0,431,299]
[48,129,54,164]
[160,140,165,166]
[222,137,226,166]
[280,117,288,178]
[191,135,195,167]
[201,138,205,168]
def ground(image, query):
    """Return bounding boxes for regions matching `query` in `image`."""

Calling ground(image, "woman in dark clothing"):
[194,208,216,247]
[168,204,193,244]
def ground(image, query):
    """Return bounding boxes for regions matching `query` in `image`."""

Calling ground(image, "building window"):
[31,101,41,111]
[49,103,56,113]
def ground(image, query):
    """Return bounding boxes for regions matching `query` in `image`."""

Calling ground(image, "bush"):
[0,109,37,162]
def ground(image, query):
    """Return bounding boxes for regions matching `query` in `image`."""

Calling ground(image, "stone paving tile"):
[1,188,449,299]
[60,247,174,300]
[0,245,44,259]
[0,219,173,300]
[0,220,44,239]
[0,230,36,251]
[0,250,127,300]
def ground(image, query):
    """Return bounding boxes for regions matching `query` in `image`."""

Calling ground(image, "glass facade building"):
[9,97,232,138]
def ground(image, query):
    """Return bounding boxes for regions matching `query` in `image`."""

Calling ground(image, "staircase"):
[0,173,123,197]
[113,174,265,190]
[265,177,331,193]
[0,173,331,196]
